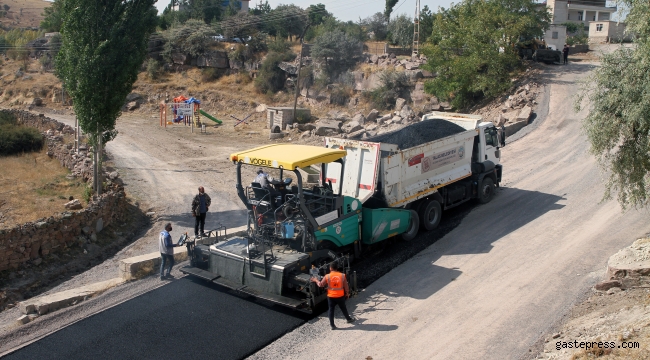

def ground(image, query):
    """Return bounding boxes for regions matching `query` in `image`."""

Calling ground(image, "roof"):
[230,144,347,170]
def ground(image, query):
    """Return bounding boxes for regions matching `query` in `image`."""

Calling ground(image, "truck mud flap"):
[180,265,220,281]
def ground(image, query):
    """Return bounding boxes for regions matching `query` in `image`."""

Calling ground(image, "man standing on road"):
[311,262,355,330]
[159,223,178,280]
[191,186,211,237]
[562,44,570,65]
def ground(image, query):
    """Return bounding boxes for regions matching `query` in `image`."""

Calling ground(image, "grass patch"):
[0,147,87,228]
[0,112,43,155]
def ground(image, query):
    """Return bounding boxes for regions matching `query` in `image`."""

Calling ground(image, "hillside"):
[0,0,48,29]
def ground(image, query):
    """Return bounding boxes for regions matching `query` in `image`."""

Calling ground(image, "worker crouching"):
[312,263,356,330]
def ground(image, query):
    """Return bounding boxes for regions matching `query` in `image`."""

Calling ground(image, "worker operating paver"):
[312,263,355,330]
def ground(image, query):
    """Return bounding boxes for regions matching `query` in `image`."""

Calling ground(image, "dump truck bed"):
[326,115,480,207]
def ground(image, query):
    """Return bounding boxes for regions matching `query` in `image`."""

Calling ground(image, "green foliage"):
[267,4,308,41]
[227,33,267,66]
[218,12,258,40]
[83,185,93,203]
[361,12,388,41]
[419,5,434,43]
[385,0,399,19]
[268,37,290,53]
[3,4,9,11]
[311,29,362,81]
[162,19,214,60]
[576,0,650,209]
[41,0,64,32]
[0,113,44,156]
[254,49,295,93]
[307,4,330,26]
[158,0,222,29]
[387,14,413,49]
[562,22,588,45]
[250,1,271,15]
[364,70,411,110]
[146,58,161,80]
[422,0,550,109]
[55,0,157,144]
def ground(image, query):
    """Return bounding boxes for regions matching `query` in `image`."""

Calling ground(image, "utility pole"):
[412,0,421,59]
[293,24,310,123]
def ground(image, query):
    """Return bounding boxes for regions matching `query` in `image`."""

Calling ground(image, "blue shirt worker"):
[159,223,178,280]
[191,186,211,237]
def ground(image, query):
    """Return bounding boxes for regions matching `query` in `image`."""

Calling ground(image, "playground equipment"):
[159,96,221,132]
[199,110,222,124]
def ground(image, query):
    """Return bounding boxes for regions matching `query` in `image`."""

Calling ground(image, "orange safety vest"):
[326,271,346,298]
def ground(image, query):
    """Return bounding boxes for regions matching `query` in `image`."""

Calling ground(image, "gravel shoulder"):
[248,62,650,360]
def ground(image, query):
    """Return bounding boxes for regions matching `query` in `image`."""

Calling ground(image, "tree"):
[576,0,650,209]
[419,5,434,43]
[41,0,63,32]
[162,19,214,60]
[268,4,308,41]
[361,12,388,41]
[251,0,271,15]
[311,29,362,81]
[56,0,157,193]
[218,12,258,40]
[384,0,399,20]
[307,4,330,26]
[387,14,413,49]
[422,0,550,109]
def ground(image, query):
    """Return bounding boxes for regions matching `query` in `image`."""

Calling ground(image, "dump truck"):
[180,112,503,312]
[324,111,503,232]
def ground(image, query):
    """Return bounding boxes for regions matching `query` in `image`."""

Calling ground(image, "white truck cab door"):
[479,124,501,165]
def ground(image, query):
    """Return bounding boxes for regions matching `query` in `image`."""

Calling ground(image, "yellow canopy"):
[230,144,347,170]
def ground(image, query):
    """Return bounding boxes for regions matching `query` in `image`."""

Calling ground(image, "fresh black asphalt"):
[4,277,307,360]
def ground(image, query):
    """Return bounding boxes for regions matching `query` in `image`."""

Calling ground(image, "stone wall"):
[0,110,128,272]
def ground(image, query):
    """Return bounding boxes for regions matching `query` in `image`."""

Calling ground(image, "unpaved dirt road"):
[248,63,650,359]
[47,114,257,252]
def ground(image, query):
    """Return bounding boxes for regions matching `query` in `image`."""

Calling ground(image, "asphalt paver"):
[4,277,307,360]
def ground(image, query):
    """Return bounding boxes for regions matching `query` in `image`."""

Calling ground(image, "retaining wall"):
[0,110,128,272]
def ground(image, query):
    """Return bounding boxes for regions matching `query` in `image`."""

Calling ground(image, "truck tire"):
[478,177,495,204]
[400,210,419,241]
[419,199,442,231]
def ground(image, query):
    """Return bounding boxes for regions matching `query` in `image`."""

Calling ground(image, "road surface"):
[247,63,650,359]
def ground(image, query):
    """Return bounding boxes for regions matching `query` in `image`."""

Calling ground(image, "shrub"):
[0,113,44,156]
[146,58,160,80]
[330,86,352,106]
[201,67,223,82]
[364,70,411,110]
[254,49,295,94]
[311,29,362,81]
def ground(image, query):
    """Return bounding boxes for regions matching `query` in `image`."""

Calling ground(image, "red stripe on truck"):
[325,178,337,183]
[359,184,372,190]
[408,153,424,166]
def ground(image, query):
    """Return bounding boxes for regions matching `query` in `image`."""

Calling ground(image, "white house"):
[546,0,616,28]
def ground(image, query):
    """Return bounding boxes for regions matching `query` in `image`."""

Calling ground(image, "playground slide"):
[199,110,222,124]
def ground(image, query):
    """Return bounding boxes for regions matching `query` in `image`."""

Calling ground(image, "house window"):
[552,32,559,39]
[596,24,603,32]
[578,13,583,21]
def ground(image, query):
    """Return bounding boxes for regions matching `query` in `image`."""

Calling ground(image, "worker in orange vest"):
[311,262,355,330]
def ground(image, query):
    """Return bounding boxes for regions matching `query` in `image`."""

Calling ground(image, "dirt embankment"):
[536,237,650,360]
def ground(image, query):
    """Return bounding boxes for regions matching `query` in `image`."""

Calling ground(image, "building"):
[267,107,311,132]
[588,20,631,43]
[546,0,616,28]
[543,24,567,50]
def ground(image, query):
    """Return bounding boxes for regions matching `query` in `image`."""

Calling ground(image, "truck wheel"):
[419,199,442,231]
[478,177,495,204]
[400,210,419,241]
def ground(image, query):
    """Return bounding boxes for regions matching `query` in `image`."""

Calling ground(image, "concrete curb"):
[118,225,248,281]
[18,277,125,318]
